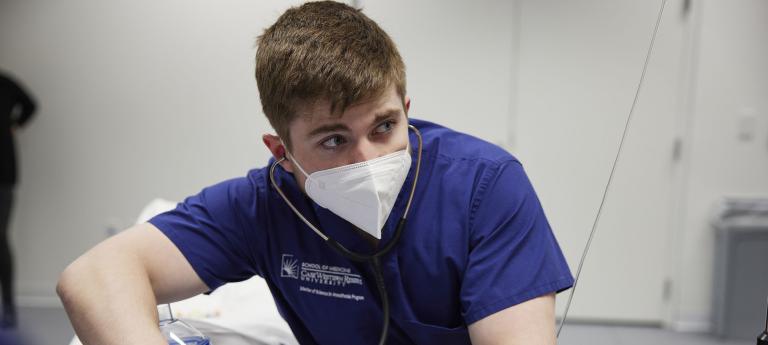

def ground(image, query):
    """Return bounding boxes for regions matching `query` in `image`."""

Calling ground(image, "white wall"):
[514,0,692,323]
[514,0,768,330]
[670,0,768,331]
[0,0,516,305]
[0,0,304,305]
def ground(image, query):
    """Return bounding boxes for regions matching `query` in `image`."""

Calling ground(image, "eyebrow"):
[306,109,402,138]
[372,109,401,124]
[307,123,350,138]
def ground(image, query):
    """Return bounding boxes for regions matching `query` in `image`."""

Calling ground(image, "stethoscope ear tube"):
[326,239,369,262]
[376,217,407,257]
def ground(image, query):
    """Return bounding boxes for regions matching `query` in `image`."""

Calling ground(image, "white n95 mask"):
[286,147,412,239]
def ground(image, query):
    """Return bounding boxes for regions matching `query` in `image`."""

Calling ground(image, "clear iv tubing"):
[160,303,174,321]
[556,0,668,338]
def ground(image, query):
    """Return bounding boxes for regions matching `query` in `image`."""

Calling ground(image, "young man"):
[57,2,573,344]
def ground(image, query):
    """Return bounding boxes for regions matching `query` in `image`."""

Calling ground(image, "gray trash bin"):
[711,198,768,340]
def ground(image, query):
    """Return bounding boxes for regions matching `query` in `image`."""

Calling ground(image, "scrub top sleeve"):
[461,160,574,325]
[148,178,262,292]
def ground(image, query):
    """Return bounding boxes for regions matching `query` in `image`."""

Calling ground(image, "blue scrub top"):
[150,118,574,345]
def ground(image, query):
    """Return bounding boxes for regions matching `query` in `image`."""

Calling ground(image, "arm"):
[468,293,556,345]
[56,222,209,345]
[461,160,572,344]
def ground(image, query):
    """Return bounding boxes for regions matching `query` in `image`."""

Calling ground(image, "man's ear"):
[262,133,294,173]
[405,96,411,115]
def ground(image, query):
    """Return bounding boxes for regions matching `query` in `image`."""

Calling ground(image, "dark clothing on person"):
[0,186,13,326]
[0,72,36,328]
[0,73,36,185]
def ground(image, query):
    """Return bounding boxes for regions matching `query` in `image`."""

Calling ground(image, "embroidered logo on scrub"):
[281,254,300,279]
[281,254,366,302]
[280,253,363,287]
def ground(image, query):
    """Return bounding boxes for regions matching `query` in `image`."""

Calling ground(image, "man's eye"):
[321,135,346,149]
[374,121,394,134]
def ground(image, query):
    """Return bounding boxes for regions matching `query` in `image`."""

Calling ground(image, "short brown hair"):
[255,1,406,148]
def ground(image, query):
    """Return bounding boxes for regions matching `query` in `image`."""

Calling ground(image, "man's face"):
[265,84,410,192]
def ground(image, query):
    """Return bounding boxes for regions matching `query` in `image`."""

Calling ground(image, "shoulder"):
[410,118,517,166]
[0,73,20,89]
[409,119,529,218]
[410,118,520,192]
[187,168,271,214]
[0,74,12,90]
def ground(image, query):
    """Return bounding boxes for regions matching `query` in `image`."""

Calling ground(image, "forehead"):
[293,86,403,129]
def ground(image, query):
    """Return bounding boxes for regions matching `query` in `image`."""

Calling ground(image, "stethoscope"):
[268,124,423,345]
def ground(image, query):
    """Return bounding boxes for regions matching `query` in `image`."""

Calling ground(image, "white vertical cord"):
[556,0,668,338]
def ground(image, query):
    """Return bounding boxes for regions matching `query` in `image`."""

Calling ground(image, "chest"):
[261,209,472,344]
